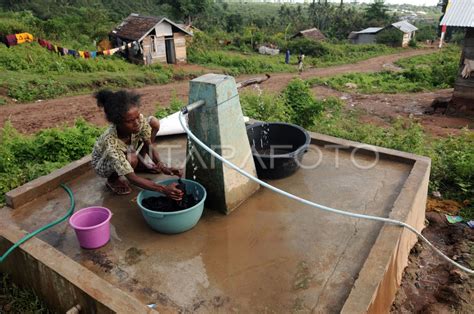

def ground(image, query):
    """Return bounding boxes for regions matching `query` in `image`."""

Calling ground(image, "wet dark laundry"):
[142,179,200,212]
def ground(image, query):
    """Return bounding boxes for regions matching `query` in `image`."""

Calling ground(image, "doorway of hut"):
[165,36,176,64]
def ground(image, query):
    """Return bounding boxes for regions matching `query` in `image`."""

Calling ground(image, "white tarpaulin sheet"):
[258,46,280,55]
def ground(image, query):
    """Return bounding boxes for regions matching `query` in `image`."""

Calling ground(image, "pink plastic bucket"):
[69,206,112,249]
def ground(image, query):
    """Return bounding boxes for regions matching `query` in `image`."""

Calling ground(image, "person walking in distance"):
[297,50,305,74]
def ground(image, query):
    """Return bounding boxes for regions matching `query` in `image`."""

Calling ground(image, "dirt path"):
[0,48,437,134]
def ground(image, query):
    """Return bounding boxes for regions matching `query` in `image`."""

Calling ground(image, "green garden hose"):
[0,184,75,263]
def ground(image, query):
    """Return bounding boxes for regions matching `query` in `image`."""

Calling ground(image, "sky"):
[362,0,439,4]
[288,0,440,5]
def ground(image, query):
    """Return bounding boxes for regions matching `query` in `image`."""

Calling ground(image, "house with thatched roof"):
[291,28,326,41]
[109,14,193,65]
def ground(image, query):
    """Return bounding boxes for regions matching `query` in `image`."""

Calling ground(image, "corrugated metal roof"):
[391,20,418,33]
[440,0,474,27]
[356,27,383,34]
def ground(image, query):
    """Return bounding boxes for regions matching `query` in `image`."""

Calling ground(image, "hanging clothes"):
[109,47,119,55]
[38,38,47,47]
[90,51,97,58]
[4,34,18,47]
[84,51,90,59]
[67,49,76,57]
[53,45,59,53]
[15,32,33,44]
[78,51,85,58]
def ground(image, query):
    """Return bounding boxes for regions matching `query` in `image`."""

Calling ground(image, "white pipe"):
[179,111,474,275]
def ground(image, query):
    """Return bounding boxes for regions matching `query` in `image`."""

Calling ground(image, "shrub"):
[430,131,474,200]
[282,78,323,128]
[415,23,437,42]
[240,89,292,122]
[155,92,185,119]
[376,27,403,46]
[286,38,330,57]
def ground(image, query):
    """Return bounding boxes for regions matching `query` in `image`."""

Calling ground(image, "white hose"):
[179,111,474,275]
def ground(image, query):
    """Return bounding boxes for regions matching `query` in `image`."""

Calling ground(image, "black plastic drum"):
[246,122,310,179]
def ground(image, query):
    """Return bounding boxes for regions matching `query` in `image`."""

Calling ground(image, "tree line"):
[0,0,439,46]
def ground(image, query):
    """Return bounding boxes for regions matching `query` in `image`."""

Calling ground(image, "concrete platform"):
[0,132,430,313]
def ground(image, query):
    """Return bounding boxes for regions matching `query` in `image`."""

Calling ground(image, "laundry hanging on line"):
[35,38,138,59]
[2,32,138,59]
[2,32,34,47]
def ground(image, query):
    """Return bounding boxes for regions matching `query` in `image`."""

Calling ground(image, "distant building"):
[109,14,193,65]
[291,28,326,41]
[348,27,383,44]
[377,21,418,47]
[440,0,474,112]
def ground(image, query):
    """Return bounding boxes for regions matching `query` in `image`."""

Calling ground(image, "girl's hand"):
[161,183,184,201]
[168,167,183,178]
[156,162,183,178]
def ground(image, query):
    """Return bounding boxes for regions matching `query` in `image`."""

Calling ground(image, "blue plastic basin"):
[137,178,206,234]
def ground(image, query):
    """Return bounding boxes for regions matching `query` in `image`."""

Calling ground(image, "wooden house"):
[440,0,474,111]
[109,14,193,65]
[377,21,418,47]
[291,28,326,41]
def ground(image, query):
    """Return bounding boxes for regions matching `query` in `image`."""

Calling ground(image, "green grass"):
[3,70,173,102]
[188,49,295,76]
[0,273,51,313]
[188,42,401,76]
[0,43,203,102]
[307,46,460,93]
[304,43,400,68]
[0,119,103,205]
[394,46,458,68]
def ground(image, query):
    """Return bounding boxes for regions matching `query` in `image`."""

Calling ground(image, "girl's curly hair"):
[95,89,141,125]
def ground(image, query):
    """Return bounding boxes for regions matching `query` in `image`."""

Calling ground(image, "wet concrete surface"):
[1,135,412,313]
